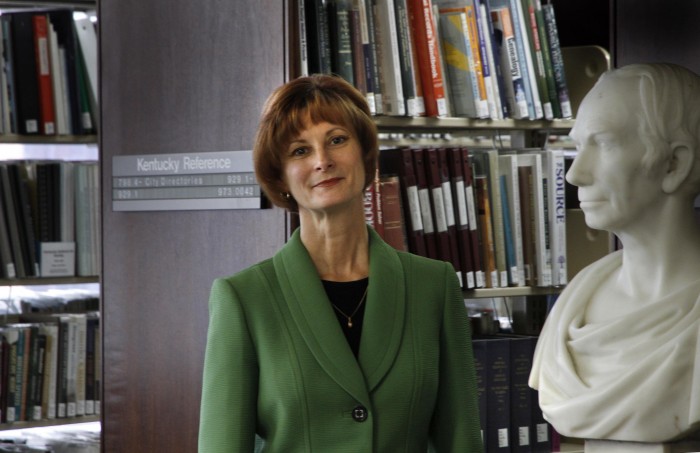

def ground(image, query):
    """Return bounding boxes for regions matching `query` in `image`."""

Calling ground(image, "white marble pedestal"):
[585,439,700,453]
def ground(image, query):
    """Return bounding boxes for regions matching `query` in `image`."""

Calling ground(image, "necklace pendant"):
[347,318,353,328]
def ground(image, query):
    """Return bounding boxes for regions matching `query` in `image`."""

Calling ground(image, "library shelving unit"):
[0,0,101,438]
[98,0,700,452]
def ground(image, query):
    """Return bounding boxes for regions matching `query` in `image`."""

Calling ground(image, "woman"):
[199,74,482,452]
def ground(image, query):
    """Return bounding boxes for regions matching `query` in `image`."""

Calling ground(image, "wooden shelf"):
[374,116,575,133]
[0,135,97,144]
[465,285,563,299]
[0,415,99,431]
[0,276,99,286]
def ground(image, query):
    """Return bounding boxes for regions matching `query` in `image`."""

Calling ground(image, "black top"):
[321,277,369,358]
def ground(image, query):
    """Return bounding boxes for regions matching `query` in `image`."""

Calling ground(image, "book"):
[328,0,355,84]
[520,0,552,120]
[351,0,378,114]
[378,176,408,250]
[508,0,542,119]
[538,149,567,286]
[472,339,488,446]
[509,335,537,452]
[395,0,426,116]
[531,0,559,119]
[499,154,524,286]
[0,164,28,278]
[379,147,428,257]
[517,153,550,287]
[472,0,502,119]
[0,16,18,134]
[445,147,476,288]
[541,3,572,119]
[436,148,464,285]
[9,12,41,135]
[363,0,383,114]
[460,147,485,287]
[32,14,57,135]
[478,336,511,452]
[423,148,455,267]
[305,0,332,74]
[297,0,310,76]
[47,15,70,135]
[437,10,484,118]
[489,6,528,119]
[474,169,497,288]
[73,16,98,126]
[408,0,448,117]
[412,148,439,259]
[373,0,406,115]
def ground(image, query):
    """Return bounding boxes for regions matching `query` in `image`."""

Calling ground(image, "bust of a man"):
[529,63,700,445]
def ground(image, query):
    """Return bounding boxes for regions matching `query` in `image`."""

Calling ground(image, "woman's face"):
[567,76,667,234]
[281,119,367,216]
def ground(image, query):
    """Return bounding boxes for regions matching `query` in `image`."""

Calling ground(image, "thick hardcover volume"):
[363,0,383,114]
[484,337,511,452]
[474,171,497,288]
[0,166,16,278]
[305,0,332,74]
[408,0,448,117]
[328,0,355,84]
[472,0,501,119]
[499,154,525,286]
[437,11,482,118]
[509,335,536,452]
[373,0,406,115]
[412,148,439,259]
[508,0,542,119]
[379,148,428,257]
[446,147,476,288]
[422,148,454,266]
[472,340,488,449]
[489,6,528,119]
[73,16,98,125]
[0,165,27,278]
[541,3,572,119]
[9,13,41,134]
[395,0,426,116]
[379,176,409,251]
[32,14,56,135]
[352,0,377,114]
[437,148,464,284]
[520,0,552,120]
[539,149,567,286]
[7,164,40,277]
[460,147,484,287]
[517,153,551,287]
[531,0,559,118]
[48,10,85,134]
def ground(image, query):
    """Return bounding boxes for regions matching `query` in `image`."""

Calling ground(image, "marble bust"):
[529,63,700,446]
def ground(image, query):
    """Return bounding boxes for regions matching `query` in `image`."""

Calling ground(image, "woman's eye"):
[330,135,348,146]
[291,147,307,157]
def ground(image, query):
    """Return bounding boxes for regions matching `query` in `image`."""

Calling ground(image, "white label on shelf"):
[40,242,76,277]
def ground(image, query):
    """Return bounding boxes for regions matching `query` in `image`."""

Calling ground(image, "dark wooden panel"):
[615,0,700,72]
[99,1,288,451]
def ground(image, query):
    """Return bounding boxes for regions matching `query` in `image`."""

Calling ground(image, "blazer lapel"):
[358,228,406,392]
[273,229,370,405]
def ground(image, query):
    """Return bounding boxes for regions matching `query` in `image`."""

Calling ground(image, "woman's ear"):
[662,144,694,193]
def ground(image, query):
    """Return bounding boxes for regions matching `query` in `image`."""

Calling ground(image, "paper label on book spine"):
[536,423,549,442]
[518,426,530,446]
[441,181,456,227]
[466,271,475,289]
[418,188,434,233]
[431,188,447,232]
[498,428,510,447]
[406,186,423,231]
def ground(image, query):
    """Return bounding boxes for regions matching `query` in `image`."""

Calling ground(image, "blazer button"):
[352,405,368,422]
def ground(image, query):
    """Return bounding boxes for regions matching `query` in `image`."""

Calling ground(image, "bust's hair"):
[253,74,378,211]
[601,63,700,194]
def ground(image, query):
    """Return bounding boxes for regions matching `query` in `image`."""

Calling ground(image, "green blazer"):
[198,227,483,452]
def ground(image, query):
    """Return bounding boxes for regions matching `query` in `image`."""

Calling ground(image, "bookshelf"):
[97,0,700,452]
[0,0,101,443]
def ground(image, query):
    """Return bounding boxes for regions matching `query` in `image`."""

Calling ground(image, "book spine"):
[328,0,355,85]
[532,0,560,118]
[395,0,426,116]
[547,149,567,286]
[379,176,409,250]
[409,0,447,117]
[490,7,528,119]
[10,13,41,134]
[424,148,454,266]
[32,14,56,135]
[412,148,439,259]
[352,0,377,114]
[542,4,572,119]
[373,0,406,115]
[510,0,542,119]
[447,147,476,288]
[522,0,552,120]
[486,150,508,287]
[473,1,500,119]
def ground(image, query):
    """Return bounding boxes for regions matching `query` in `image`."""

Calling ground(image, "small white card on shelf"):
[40,242,76,277]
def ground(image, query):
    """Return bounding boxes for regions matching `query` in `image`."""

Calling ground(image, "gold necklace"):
[331,286,368,328]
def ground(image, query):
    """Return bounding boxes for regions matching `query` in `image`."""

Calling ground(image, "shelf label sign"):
[112,150,265,211]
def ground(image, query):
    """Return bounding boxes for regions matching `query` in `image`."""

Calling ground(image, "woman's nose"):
[314,148,334,171]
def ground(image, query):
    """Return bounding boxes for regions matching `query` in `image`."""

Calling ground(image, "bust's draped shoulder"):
[529,250,700,442]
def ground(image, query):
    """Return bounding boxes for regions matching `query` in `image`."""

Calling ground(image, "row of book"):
[0,9,97,136]
[472,334,552,452]
[0,311,100,424]
[298,0,572,120]
[0,160,100,280]
[368,146,567,289]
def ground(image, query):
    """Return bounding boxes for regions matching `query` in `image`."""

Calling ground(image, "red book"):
[423,147,454,265]
[408,0,447,117]
[378,176,408,251]
[32,14,56,135]
[412,148,439,260]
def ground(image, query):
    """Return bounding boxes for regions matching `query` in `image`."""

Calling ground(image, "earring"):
[282,192,291,200]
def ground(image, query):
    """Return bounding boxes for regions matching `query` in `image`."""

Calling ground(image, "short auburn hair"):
[253,74,378,211]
